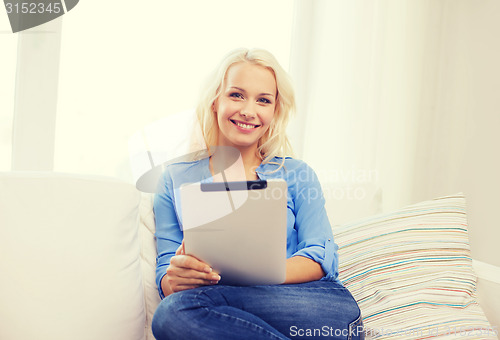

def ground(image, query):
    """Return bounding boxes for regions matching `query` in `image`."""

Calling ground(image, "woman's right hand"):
[161,240,221,296]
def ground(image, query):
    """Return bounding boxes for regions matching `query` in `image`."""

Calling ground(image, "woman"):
[152,48,364,339]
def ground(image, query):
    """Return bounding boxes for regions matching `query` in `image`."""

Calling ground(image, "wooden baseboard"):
[472,259,500,284]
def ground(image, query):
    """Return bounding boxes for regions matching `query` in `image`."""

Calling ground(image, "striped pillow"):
[334,194,496,339]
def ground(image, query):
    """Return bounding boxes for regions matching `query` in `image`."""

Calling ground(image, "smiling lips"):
[230,119,260,130]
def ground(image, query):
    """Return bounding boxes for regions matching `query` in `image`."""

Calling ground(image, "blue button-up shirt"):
[154,156,339,298]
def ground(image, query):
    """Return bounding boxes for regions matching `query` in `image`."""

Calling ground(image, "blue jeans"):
[152,280,364,340]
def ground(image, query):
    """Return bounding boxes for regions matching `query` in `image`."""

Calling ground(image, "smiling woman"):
[215,62,277,157]
[197,48,296,175]
[151,47,364,340]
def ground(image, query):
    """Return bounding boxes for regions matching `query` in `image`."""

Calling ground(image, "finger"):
[177,269,221,283]
[171,284,202,293]
[171,279,220,293]
[175,242,183,256]
[167,265,221,282]
[168,275,219,286]
[171,254,212,273]
[166,266,220,291]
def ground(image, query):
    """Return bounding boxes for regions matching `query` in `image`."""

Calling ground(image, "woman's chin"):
[227,139,259,150]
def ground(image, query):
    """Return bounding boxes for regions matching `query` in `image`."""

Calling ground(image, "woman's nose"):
[240,103,257,119]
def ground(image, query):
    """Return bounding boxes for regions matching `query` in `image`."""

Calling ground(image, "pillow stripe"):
[334,194,496,339]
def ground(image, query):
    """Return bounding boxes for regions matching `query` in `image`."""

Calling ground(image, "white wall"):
[2,1,294,180]
[411,0,500,268]
[289,0,500,328]
[289,0,446,223]
[290,0,500,265]
[411,2,500,327]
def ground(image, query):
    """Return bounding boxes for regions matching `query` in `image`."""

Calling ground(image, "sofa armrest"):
[0,172,145,340]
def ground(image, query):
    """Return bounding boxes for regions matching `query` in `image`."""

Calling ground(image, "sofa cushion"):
[138,193,161,340]
[334,193,496,339]
[0,172,144,340]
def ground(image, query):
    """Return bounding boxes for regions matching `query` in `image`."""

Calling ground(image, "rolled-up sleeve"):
[154,171,183,299]
[289,163,339,281]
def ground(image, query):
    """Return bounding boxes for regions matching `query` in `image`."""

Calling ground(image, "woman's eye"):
[258,98,271,104]
[229,93,243,99]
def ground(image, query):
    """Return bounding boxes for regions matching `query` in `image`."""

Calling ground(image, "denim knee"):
[151,297,173,340]
[151,293,190,340]
[152,289,214,340]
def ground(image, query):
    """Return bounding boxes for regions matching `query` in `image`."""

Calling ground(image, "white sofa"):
[1,172,497,340]
[0,172,154,340]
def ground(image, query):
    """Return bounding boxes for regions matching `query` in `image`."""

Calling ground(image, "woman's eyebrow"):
[229,86,274,97]
[229,86,246,93]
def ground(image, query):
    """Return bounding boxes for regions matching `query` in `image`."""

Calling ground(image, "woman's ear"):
[212,100,218,114]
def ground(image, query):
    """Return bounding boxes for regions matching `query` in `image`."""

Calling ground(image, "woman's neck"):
[210,146,261,181]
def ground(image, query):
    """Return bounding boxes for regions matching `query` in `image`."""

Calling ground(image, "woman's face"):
[214,62,277,153]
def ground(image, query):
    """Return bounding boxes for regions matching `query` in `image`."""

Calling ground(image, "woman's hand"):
[161,240,221,296]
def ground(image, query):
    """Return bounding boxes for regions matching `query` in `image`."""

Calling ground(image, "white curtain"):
[288,0,500,265]
[289,0,438,223]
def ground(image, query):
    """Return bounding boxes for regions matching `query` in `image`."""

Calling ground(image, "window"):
[0,12,17,171]
[54,0,294,182]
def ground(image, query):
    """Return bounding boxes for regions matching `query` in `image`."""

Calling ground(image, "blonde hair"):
[196,48,295,165]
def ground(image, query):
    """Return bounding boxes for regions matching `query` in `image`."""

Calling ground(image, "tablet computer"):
[180,179,287,286]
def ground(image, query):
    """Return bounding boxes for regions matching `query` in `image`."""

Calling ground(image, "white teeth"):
[234,121,257,129]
